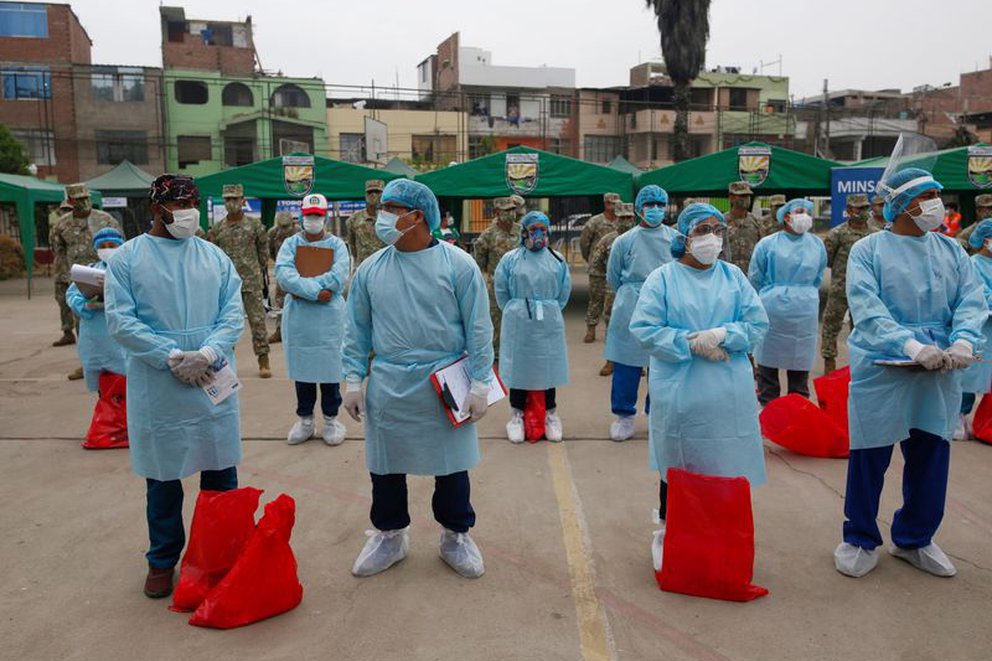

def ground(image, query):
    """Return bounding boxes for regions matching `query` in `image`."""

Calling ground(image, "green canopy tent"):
[606,155,643,177]
[382,157,419,177]
[85,160,156,238]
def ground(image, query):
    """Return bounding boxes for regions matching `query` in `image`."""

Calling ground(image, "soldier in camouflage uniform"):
[206,184,272,378]
[346,179,385,269]
[820,193,879,373]
[509,194,527,220]
[50,183,120,379]
[589,202,636,376]
[474,196,521,360]
[763,194,786,237]
[724,181,763,273]
[265,210,298,343]
[957,194,992,253]
[580,192,621,343]
[869,193,887,232]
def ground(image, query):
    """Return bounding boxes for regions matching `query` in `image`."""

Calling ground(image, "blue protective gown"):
[104,235,245,481]
[275,232,351,384]
[65,261,126,392]
[604,224,678,368]
[494,247,571,390]
[846,231,986,449]
[342,241,494,476]
[961,254,992,394]
[631,261,769,486]
[748,231,827,371]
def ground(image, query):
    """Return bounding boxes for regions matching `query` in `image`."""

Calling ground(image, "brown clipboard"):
[295,245,334,277]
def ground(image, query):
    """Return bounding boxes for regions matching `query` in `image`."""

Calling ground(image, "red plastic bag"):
[83,372,129,449]
[760,394,849,458]
[171,487,263,612]
[971,394,992,445]
[657,468,768,602]
[524,390,546,443]
[813,366,851,435]
[189,494,303,629]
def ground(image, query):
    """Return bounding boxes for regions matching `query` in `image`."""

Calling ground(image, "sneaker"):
[952,414,968,441]
[889,543,957,577]
[506,409,524,444]
[352,528,410,577]
[609,415,635,442]
[545,409,563,442]
[439,529,485,578]
[322,415,346,446]
[833,542,880,578]
[286,416,315,445]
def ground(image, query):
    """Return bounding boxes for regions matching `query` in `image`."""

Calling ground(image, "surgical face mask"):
[641,206,665,227]
[224,199,243,215]
[984,238,992,253]
[302,216,325,235]
[731,197,751,210]
[375,209,417,245]
[498,210,516,224]
[164,207,200,239]
[97,247,117,263]
[72,198,92,215]
[789,212,813,234]
[908,198,944,232]
[848,210,869,224]
[523,227,549,251]
[978,209,992,221]
[688,234,722,265]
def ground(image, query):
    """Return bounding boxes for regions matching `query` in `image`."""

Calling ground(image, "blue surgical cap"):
[635,185,669,214]
[671,203,725,259]
[969,219,992,249]
[776,198,814,224]
[521,210,549,230]
[91,227,124,250]
[881,167,943,223]
[381,179,441,231]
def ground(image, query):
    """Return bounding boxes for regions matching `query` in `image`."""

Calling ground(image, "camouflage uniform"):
[474,197,521,355]
[581,193,621,330]
[957,194,992,253]
[724,181,763,273]
[267,211,298,311]
[821,194,879,363]
[588,203,635,328]
[763,194,786,237]
[206,184,270,359]
[346,179,385,268]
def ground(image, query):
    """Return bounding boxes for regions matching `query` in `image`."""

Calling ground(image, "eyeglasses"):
[641,202,665,209]
[380,203,412,215]
[689,224,725,237]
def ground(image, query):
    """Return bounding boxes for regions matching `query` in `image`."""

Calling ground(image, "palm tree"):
[644,0,711,162]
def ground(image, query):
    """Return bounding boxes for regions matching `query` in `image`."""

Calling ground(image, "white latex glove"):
[688,328,729,362]
[945,340,976,371]
[466,380,489,422]
[342,377,365,422]
[168,347,216,387]
[904,339,945,371]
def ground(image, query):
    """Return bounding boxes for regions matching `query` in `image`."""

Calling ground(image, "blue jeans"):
[295,381,342,417]
[842,430,949,551]
[611,362,649,416]
[370,471,475,533]
[961,392,976,415]
[145,467,238,569]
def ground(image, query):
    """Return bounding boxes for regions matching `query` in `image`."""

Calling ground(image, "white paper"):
[202,356,242,405]
[433,355,505,425]
[69,264,105,287]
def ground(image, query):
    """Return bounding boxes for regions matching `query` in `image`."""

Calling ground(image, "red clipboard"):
[429,355,508,428]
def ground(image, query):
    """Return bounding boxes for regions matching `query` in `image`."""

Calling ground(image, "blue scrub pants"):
[295,381,341,418]
[961,392,976,415]
[146,466,238,569]
[842,429,949,551]
[370,471,475,533]
[611,362,649,416]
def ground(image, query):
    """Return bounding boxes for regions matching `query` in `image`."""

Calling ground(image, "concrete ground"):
[0,272,990,661]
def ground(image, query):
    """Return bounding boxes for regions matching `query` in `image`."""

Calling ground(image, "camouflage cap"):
[614,202,635,217]
[976,194,992,208]
[846,193,870,208]
[222,183,244,198]
[493,196,515,210]
[768,194,787,206]
[603,192,621,204]
[509,194,526,210]
[65,183,90,199]
[365,179,385,192]
[871,194,885,205]
[728,181,753,196]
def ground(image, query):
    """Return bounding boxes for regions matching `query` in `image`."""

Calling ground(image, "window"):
[272,121,313,157]
[175,80,208,105]
[271,83,310,108]
[412,134,456,165]
[2,67,50,100]
[765,98,786,113]
[91,67,145,102]
[583,136,621,163]
[0,3,47,38]
[550,137,572,155]
[505,93,520,114]
[224,137,255,167]
[177,136,212,168]
[10,129,54,165]
[340,133,365,163]
[96,130,148,165]
[728,88,748,110]
[601,99,612,114]
[222,82,253,107]
[550,94,571,118]
[469,93,490,116]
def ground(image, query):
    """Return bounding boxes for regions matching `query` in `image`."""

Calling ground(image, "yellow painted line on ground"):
[547,442,616,661]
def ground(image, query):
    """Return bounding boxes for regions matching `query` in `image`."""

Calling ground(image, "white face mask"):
[688,234,722,265]
[302,217,325,235]
[909,198,945,232]
[97,248,117,263]
[789,212,813,234]
[984,238,992,253]
[165,208,200,239]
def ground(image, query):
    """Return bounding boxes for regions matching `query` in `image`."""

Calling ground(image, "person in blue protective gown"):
[631,202,769,572]
[955,219,992,440]
[604,185,678,442]
[834,168,987,578]
[494,210,571,443]
[276,193,351,447]
[748,198,827,406]
[342,179,494,580]
[65,227,127,392]
[104,174,245,599]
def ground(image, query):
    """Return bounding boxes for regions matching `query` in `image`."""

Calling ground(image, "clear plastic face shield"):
[876,133,940,222]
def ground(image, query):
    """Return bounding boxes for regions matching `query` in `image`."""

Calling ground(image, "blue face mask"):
[642,206,666,227]
[375,209,416,245]
[523,227,549,251]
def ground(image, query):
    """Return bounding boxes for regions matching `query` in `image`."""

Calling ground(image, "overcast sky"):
[69,0,992,100]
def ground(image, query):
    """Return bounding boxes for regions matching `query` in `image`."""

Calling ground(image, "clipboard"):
[430,355,508,428]
[69,263,104,298]
[295,245,334,277]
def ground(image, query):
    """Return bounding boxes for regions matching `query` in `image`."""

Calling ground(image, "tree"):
[0,123,29,175]
[644,0,711,162]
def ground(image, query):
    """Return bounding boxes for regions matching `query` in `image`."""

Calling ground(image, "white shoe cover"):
[439,529,485,578]
[322,415,346,446]
[890,543,957,577]
[609,415,635,442]
[545,410,563,442]
[834,542,879,577]
[351,528,409,577]
[651,526,666,572]
[952,415,967,441]
[506,409,524,444]
[286,416,315,445]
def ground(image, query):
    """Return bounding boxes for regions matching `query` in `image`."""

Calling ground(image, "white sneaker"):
[890,542,957,577]
[286,416,315,445]
[322,415,346,446]
[506,409,524,444]
[833,542,880,578]
[651,525,666,572]
[609,415,635,442]
[439,529,485,578]
[351,528,409,577]
[545,409,563,442]
[952,414,968,441]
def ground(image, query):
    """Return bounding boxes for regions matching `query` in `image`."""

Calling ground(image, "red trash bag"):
[759,394,849,458]
[189,494,303,629]
[83,372,129,449]
[524,390,546,443]
[971,394,992,445]
[813,366,851,435]
[657,468,768,602]
[171,487,263,613]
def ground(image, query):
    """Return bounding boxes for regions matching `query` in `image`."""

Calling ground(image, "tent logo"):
[506,153,539,194]
[967,145,992,189]
[283,155,315,197]
[738,146,771,187]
